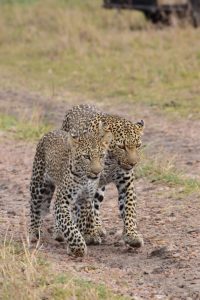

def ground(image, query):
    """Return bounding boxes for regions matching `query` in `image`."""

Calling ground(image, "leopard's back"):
[61,104,103,136]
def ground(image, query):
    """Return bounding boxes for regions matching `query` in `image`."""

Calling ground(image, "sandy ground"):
[0,89,200,300]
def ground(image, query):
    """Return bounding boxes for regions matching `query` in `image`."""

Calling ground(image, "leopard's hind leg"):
[29,141,55,242]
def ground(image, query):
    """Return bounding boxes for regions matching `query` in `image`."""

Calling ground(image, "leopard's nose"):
[91,166,103,175]
[91,162,103,175]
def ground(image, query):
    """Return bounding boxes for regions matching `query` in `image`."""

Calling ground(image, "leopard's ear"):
[101,130,113,149]
[67,132,79,149]
[98,121,104,136]
[134,120,144,134]
[98,121,111,136]
[98,121,113,148]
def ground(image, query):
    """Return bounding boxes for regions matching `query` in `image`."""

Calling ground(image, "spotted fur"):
[61,104,144,248]
[29,127,112,256]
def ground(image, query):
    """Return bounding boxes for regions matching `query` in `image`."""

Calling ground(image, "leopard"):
[61,104,144,248]
[29,124,112,257]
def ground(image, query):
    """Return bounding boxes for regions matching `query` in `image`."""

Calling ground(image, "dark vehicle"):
[103,0,200,26]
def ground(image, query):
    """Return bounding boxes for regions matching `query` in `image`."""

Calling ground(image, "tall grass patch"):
[0,111,52,141]
[0,0,200,117]
[136,154,200,195]
[0,239,129,300]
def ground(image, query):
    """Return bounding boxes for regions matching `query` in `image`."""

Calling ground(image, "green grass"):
[0,113,52,141]
[0,114,17,130]
[0,0,200,117]
[0,0,37,4]
[0,240,129,300]
[136,156,200,195]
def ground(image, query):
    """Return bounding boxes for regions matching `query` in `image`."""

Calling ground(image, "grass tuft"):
[0,238,130,300]
[136,154,200,195]
[0,112,52,141]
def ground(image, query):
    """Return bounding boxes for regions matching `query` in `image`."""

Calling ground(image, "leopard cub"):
[29,124,112,256]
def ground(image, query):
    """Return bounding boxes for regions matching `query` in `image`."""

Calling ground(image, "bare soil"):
[0,89,200,300]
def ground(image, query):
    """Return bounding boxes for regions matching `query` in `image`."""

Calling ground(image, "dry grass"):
[0,109,52,141]
[0,236,129,300]
[0,0,200,117]
[136,153,200,194]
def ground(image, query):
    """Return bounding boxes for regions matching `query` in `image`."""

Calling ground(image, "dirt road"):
[0,89,200,299]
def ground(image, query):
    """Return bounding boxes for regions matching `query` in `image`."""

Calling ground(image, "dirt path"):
[0,89,200,299]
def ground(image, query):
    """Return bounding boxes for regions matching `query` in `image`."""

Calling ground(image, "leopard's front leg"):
[54,185,87,257]
[93,186,107,237]
[75,184,102,245]
[115,168,144,248]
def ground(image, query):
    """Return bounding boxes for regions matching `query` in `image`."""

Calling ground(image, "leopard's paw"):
[84,233,102,245]
[53,230,64,242]
[96,226,107,237]
[123,234,144,248]
[67,242,87,257]
[29,229,41,243]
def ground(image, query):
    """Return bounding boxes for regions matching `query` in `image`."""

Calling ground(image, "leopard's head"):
[68,122,112,179]
[110,120,144,170]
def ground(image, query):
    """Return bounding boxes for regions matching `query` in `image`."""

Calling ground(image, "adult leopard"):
[61,104,144,248]
[29,125,112,256]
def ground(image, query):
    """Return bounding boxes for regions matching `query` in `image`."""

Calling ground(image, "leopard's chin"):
[120,163,134,171]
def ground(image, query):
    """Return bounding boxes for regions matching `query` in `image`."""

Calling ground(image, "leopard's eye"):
[100,153,105,158]
[136,143,142,149]
[118,144,125,150]
[83,154,90,160]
